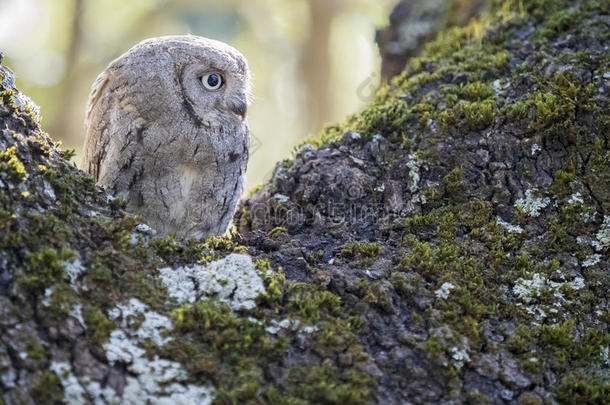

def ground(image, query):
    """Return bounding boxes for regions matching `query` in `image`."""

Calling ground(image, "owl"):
[81,35,251,240]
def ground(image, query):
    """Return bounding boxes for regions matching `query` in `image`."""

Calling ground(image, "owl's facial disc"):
[179,60,249,126]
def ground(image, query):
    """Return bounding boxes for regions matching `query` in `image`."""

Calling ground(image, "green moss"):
[180,235,246,264]
[83,307,116,346]
[0,146,26,183]
[456,81,495,102]
[268,226,287,239]
[257,267,286,306]
[57,147,77,162]
[312,318,360,357]
[298,122,349,150]
[85,257,114,288]
[246,184,262,197]
[290,362,373,405]
[555,371,610,405]
[442,167,464,201]
[0,207,15,230]
[308,249,324,264]
[0,90,14,109]
[43,283,78,320]
[31,370,63,405]
[398,239,434,275]
[403,211,437,234]
[389,272,411,296]
[166,299,295,402]
[464,100,495,130]
[438,97,496,132]
[538,319,574,348]
[508,320,609,374]
[149,235,180,260]
[423,334,446,361]
[26,340,46,360]
[17,247,73,296]
[423,20,487,61]
[286,282,341,321]
[254,258,270,271]
[513,252,533,276]
[504,100,530,121]
[359,280,394,313]
[459,199,493,228]
[340,242,382,266]
[98,214,139,250]
[108,196,128,211]
[527,72,597,137]
[550,170,575,197]
[494,0,572,21]
[535,8,585,38]
[171,299,236,332]
[467,390,490,405]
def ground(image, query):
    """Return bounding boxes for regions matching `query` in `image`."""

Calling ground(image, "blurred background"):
[0,0,397,190]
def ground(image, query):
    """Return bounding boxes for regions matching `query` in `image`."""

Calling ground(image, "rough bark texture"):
[376,0,491,81]
[1,1,609,404]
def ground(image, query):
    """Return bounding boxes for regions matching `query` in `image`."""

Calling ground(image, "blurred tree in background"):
[0,0,396,189]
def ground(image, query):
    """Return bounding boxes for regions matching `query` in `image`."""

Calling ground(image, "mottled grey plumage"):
[82,35,250,239]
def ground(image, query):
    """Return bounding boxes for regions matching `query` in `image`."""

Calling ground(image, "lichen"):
[515,189,551,217]
[159,254,265,311]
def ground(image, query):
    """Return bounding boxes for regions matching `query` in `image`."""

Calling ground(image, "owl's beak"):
[229,97,248,121]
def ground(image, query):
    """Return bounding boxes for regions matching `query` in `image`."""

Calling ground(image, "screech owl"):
[81,35,251,240]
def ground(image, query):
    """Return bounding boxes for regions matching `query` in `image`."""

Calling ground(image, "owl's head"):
[108,35,251,130]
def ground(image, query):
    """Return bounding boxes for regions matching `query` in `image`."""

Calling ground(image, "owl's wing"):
[81,71,111,181]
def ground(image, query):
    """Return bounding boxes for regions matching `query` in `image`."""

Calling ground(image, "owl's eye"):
[201,73,224,90]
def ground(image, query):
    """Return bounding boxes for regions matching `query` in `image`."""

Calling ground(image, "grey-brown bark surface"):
[1,1,609,404]
[375,0,490,81]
